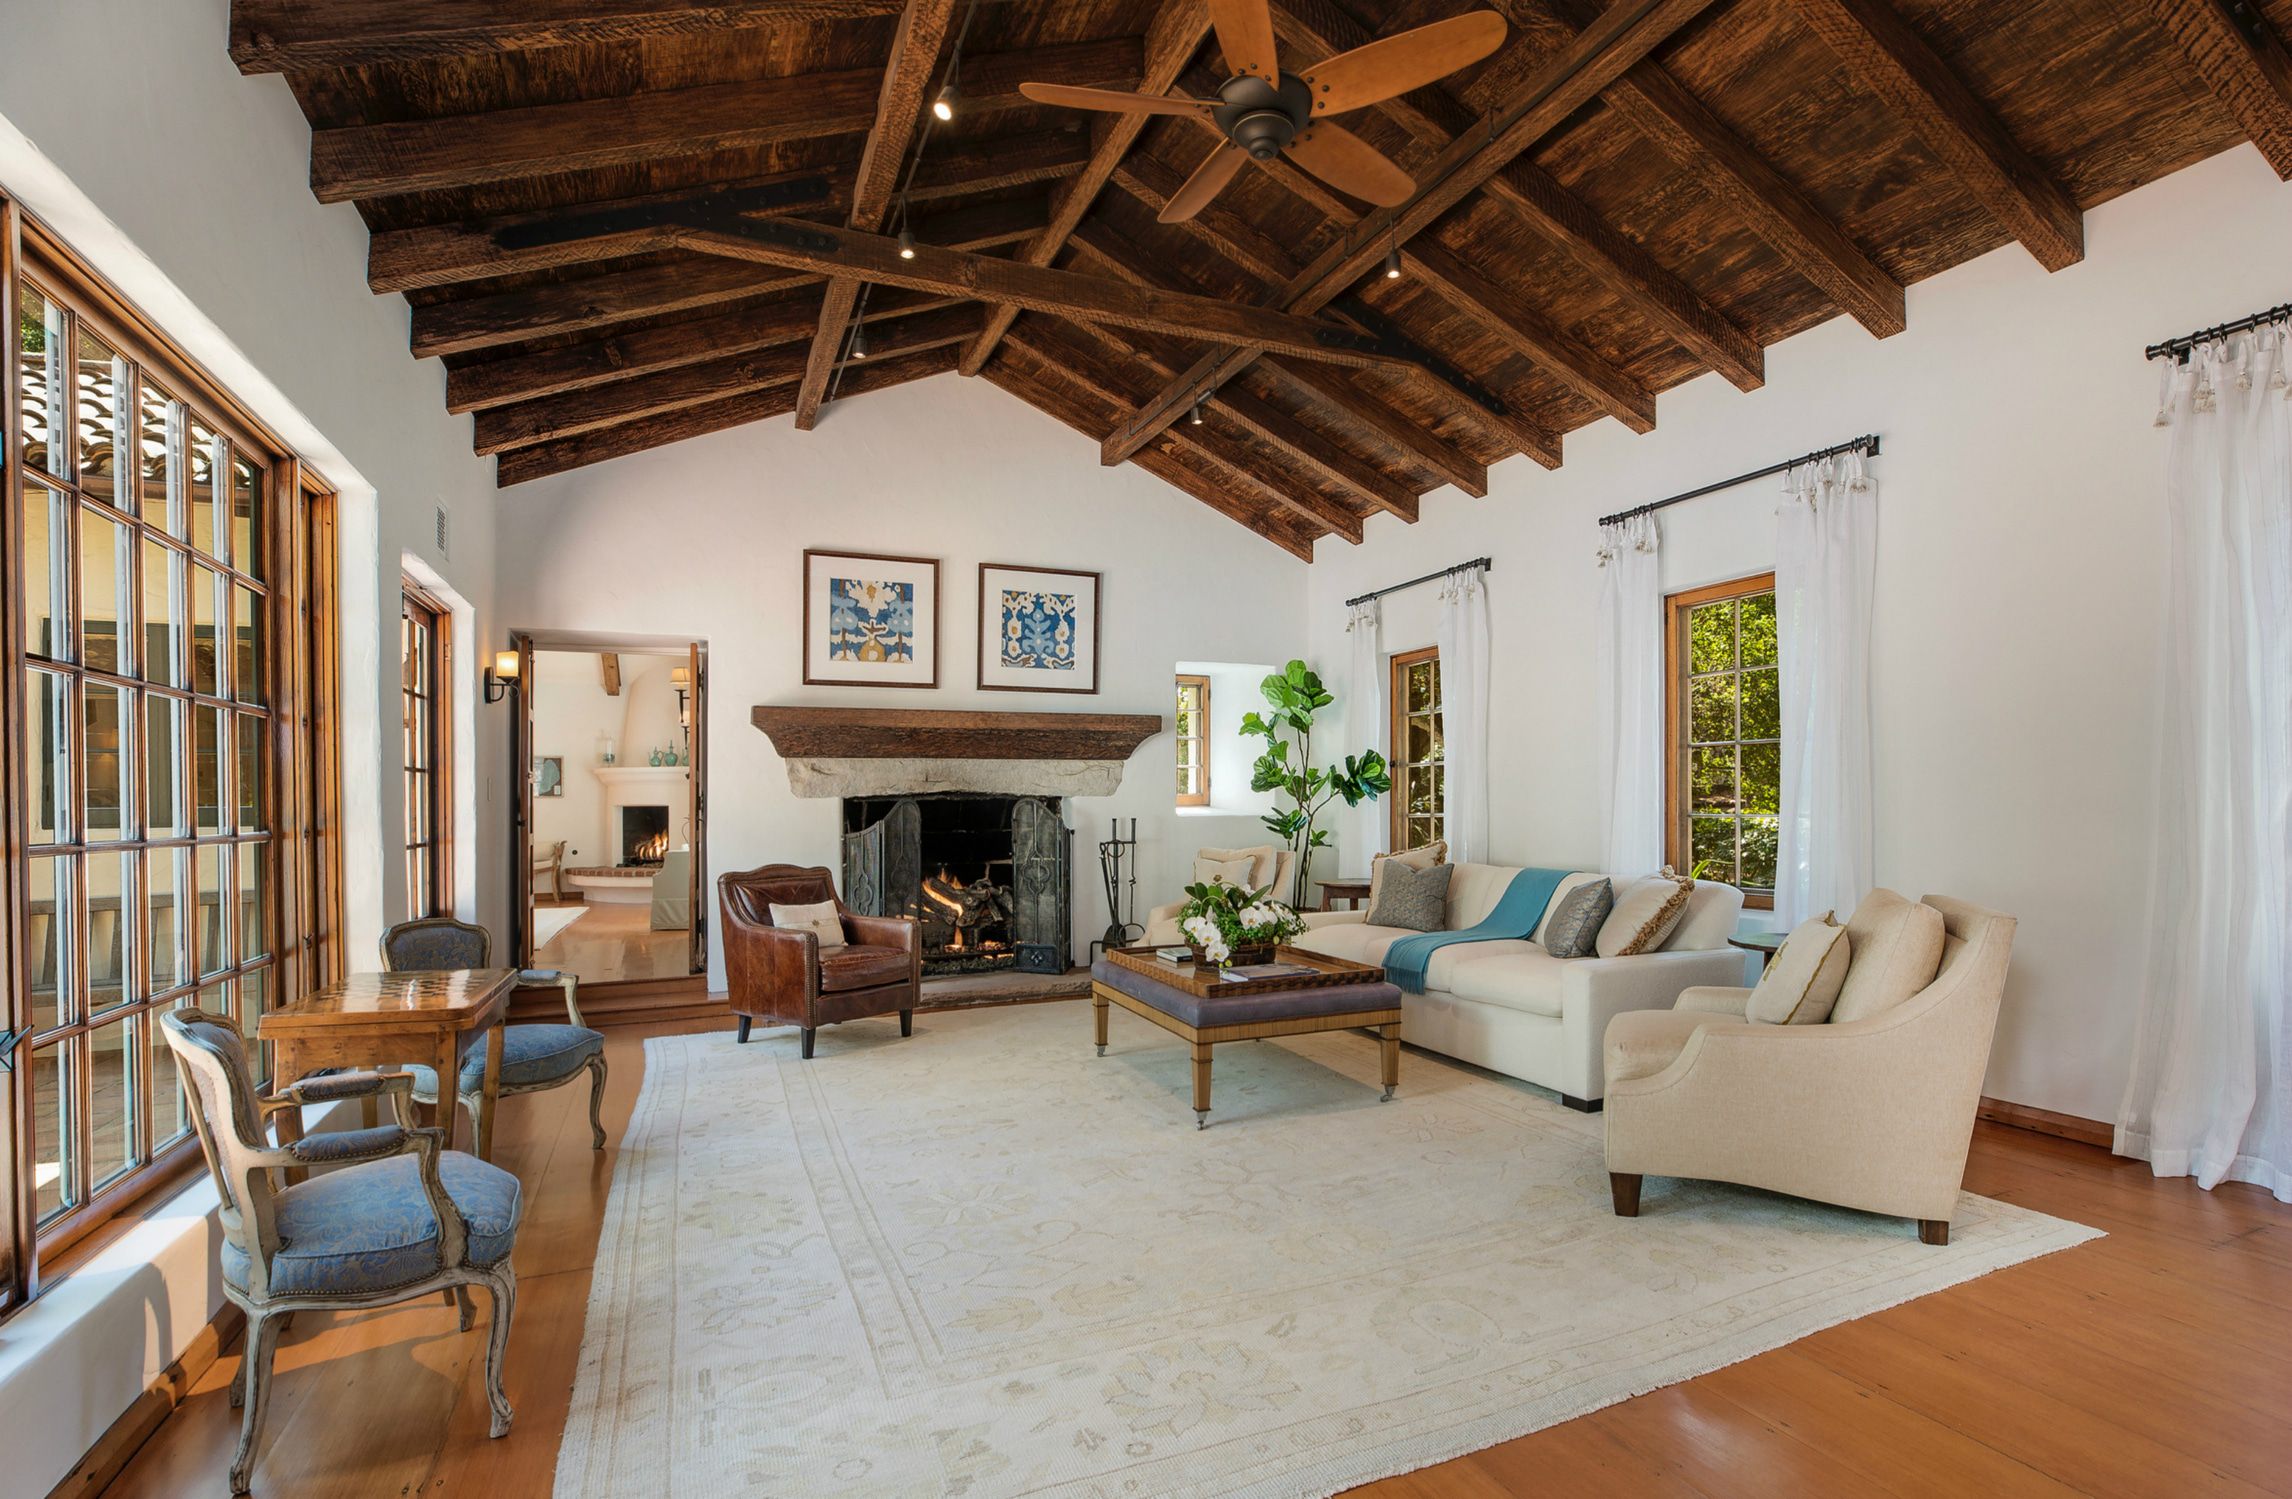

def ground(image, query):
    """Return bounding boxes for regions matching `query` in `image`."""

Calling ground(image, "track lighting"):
[1383,243,1402,280]
[934,83,957,121]
[1189,400,1204,426]
[850,323,870,360]
[898,224,917,259]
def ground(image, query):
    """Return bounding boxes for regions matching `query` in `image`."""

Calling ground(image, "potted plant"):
[1244,660,1391,909]
[1177,881,1307,968]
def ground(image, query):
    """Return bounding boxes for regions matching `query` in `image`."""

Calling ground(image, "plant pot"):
[1229,941,1277,967]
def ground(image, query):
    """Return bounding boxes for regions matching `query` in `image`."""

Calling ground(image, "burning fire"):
[629,831,669,864]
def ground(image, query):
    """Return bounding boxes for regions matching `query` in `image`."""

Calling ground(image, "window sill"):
[1175,805,1265,819]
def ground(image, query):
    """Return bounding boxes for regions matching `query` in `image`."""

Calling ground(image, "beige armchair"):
[1602,894,2015,1244]
[1143,845,1298,945]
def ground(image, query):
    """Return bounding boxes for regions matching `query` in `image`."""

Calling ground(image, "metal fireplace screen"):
[840,794,1070,975]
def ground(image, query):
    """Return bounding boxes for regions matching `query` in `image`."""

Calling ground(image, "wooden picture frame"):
[977,562,1101,694]
[802,549,939,689]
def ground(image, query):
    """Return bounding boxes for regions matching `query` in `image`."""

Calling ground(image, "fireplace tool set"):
[1095,819,1140,959]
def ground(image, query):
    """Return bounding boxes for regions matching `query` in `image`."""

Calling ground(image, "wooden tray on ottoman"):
[1104,944,1384,997]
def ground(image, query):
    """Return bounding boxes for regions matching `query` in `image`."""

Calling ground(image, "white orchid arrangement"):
[1176,880,1306,964]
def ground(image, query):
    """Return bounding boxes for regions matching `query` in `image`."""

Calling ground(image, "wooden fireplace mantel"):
[751,706,1163,762]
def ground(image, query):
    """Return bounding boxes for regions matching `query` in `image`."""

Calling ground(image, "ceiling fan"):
[1018,1,1507,224]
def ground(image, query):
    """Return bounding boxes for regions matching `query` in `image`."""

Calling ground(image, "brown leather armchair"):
[719,863,920,1058]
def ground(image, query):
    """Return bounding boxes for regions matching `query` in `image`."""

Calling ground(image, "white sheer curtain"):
[1773,453,1877,927]
[1435,565,1491,862]
[2120,323,2292,1201]
[1596,515,1664,875]
[1343,598,1387,871]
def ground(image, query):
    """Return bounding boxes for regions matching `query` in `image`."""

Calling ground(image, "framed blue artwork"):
[978,563,1100,694]
[803,549,939,688]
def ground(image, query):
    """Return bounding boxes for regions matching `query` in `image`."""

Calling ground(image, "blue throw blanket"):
[1381,867,1573,995]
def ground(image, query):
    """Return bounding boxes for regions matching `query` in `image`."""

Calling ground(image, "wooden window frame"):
[0,202,341,1306]
[1175,674,1210,808]
[1388,646,1443,854]
[1664,572,1778,910]
[399,581,452,918]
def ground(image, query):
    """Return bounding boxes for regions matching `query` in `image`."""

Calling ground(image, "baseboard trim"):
[1978,1096,2113,1149]
[47,1301,244,1499]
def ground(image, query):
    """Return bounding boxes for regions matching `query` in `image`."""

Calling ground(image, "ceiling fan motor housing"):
[1215,75,1313,160]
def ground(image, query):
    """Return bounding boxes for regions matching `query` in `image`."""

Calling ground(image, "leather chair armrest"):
[847,913,918,952]
[722,913,820,1007]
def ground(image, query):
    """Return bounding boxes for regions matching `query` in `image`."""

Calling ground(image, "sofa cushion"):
[818,943,909,992]
[1540,878,1613,958]
[1364,860,1453,931]
[1746,915,1851,1024]
[1661,880,1747,951]
[1596,873,1695,957]
[221,1152,520,1296]
[1445,862,1539,930]
[1443,945,1566,1018]
[770,900,846,951]
[1291,922,1411,966]
[1675,985,1753,1017]
[1832,889,1946,1023]
[1604,1009,1724,1084]
[1197,844,1279,891]
[1368,840,1445,906]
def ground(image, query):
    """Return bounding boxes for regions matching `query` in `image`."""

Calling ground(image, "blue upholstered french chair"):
[379,917,609,1151]
[159,1009,521,1494]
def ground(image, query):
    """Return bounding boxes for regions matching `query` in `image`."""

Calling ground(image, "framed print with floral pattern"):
[977,563,1100,694]
[803,549,939,688]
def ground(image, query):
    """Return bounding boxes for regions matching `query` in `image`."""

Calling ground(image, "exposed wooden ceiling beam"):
[1103,0,1716,466]
[447,289,956,412]
[1404,241,1655,432]
[1782,0,2083,271]
[230,0,908,73]
[1274,0,1762,392]
[672,216,1421,369]
[958,0,1214,377]
[496,346,958,485]
[409,195,1041,357]
[794,0,961,431]
[2145,0,2292,179]
[1266,361,1487,499]
[368,132,1087,292]
[473,306,977,453]
[307,36,1139,201]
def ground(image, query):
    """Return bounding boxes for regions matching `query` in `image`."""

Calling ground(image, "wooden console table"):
[1316,877,1373,912]
[259,968,515,1160]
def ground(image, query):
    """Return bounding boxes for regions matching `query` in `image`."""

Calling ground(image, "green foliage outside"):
[1686,593,1781,892]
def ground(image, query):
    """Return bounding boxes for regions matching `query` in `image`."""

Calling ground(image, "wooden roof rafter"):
[2146,0,2292,179]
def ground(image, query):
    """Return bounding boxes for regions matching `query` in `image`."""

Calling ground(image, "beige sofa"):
[1292,864,1750,1108]
[1602,894,2014,1243]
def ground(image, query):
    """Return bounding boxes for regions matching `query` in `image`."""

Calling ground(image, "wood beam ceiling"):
[306,36,1140,200]
[792,0,960,430]
[1402,242,1656,432]
[1102,0,1718,466]
[958,0,1215,377]
[1781,0,2083,271]
[2145,0,2292,179]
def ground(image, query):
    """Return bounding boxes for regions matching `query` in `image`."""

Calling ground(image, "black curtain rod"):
[2145,300,2292,363]
[1345,557,1491,609]
[1597,434,1881,528]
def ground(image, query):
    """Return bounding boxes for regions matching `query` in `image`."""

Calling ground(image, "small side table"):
[1317,878,1373,913]
[1729,930,1786,972]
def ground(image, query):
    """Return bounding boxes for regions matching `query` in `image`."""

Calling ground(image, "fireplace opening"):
[841,794,1069,976]
[620,805,670,866]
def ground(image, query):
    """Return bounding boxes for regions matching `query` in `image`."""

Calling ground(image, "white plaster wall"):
[497,374,1310,983]
[1304,146,2292,1125]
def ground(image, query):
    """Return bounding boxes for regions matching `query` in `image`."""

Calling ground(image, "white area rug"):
[556,1005,2099,1498]
[532,905,588,948]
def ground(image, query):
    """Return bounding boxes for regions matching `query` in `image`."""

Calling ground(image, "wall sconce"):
[484,649,521,704]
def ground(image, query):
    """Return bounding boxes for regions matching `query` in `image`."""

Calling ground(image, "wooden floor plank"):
[95,1014,2292,1497]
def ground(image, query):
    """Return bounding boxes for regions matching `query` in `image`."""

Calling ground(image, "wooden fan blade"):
[1208,0,1280,83]
[1298,12,1508,116]
[1162,142,1249,223]
[1017,82,1214,116]
[1284,121,1415,206]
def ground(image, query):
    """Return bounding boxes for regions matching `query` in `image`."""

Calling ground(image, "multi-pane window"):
[1388,647,1443,852]
[401,584,449,916]
[15,269,276,1239]
[1667,574,1779,902]
[1175,674,1209,807]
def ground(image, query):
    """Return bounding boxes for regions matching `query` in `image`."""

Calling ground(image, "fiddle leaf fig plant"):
[1241,660,1390,908]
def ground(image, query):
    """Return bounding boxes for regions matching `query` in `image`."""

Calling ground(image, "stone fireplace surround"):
[749,707,1163,800]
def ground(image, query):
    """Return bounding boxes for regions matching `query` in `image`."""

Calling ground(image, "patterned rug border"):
[555,1018,2104,1499]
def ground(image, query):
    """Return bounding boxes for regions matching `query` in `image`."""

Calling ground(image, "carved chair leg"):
[230,1310,284,1494]
[1610,1172,1643,1217]
[735,1014,752,1044]
[455,1284,478,1332]
[482,1266,519,1438]
[586,1053,609,1150]
[1919,1218,1951,1246]
[900,1009,913,1038]
[801,1028,817,1060]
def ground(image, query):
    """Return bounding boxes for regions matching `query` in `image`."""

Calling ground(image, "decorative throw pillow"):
[1594,870,1696,957]
[1369,840,1447,905]
[1540,878,1614,959]
[1830,889,1946,1023]
[1746,913,1851,1024]
[1193,854,1257,889]
[1197,844,1277,889]
[769,900,846,951]
[1364,860,1454,932]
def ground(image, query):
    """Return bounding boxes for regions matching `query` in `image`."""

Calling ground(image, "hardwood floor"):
[97,1014,2292,1498]
[530,899,692,985]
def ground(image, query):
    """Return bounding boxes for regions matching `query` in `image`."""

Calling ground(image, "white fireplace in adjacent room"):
[594,765,690,866]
